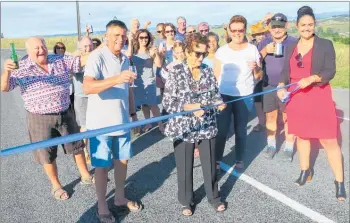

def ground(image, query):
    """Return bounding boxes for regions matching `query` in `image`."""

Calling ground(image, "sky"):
[1,0,349,38]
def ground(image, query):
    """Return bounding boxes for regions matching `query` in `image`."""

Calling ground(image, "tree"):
[326,27,334,35]
[317,27,324,35]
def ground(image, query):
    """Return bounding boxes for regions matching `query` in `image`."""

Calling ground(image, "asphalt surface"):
[1,49,349,223]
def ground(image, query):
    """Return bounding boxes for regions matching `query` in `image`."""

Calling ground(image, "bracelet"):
[130,113,137,117]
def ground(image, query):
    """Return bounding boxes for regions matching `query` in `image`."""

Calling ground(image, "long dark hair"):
[53,42,66,54]
[133,29,154,53]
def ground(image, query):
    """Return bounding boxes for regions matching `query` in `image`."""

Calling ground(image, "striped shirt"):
[9,54,80,114]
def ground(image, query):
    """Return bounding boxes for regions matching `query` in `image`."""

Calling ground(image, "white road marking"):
[220,162,335,223]
[337,116,350,121]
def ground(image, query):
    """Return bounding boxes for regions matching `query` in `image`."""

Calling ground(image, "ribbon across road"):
[0,83,296,157]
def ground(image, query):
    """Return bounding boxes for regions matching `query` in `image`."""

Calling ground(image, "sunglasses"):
[188,30,196,34]
[139,36,149,40]
[165,30,174,34]
[295,53,304,68]
[199,29,209,33]
[229,29,245,33]
[56,46,65,50]
[272,16,287,23]
[157,31,162,33]
[193,51,208,58]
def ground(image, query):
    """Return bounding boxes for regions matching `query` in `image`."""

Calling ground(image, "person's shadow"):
[77,128,172,222]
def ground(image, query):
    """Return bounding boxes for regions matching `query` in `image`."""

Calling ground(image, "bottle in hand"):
[10,43,19,69]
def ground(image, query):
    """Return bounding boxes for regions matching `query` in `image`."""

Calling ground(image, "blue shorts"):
[89,132,133,167]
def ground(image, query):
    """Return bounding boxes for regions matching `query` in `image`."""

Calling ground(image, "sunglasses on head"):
[272,16,287,23]
[193,51,208,58]
[165,30,174,33]
[295,53,304,68]
[229,29,245,33]
[199,29,209,33]
[139,36,149,40]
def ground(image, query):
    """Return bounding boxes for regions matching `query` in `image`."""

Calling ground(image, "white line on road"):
[220,162,336,223]
[337,116,350,121]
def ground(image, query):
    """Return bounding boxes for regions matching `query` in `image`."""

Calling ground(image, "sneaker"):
[264,146,276,159]
[279,149,293,162]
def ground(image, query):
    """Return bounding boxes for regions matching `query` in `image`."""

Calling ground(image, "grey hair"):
[25,37,46,51]
[176,16,186,23]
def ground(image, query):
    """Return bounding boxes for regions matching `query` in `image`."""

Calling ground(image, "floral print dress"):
[162,62,223,143]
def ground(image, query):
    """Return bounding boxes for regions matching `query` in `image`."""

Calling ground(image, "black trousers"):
[215,95,250,162]
[173,138,220,206]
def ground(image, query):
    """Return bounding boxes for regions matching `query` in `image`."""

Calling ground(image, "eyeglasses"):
[139,36,149,40]
[165,30,174,33]
[272,16,287,23]
[295,53,304,68]
[194,51,208,58]
[188,30,196,34]
[56,46,65,50]
[199,29,209,33]
[229,29,245,33]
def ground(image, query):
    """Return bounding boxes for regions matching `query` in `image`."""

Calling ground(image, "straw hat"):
[250,22,269,35]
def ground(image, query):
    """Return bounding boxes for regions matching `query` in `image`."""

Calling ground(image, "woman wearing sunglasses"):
[277,6,346,201]
[214,15,262,172]
[53,42,75,112]
[132,29,164,133]
[162,33,227,216]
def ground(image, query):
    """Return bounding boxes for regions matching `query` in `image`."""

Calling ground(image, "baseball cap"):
[270,13,288,27]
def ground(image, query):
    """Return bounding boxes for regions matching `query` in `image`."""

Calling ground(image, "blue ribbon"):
[0,83,296,157]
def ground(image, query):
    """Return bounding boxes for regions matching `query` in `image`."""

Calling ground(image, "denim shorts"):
[89,132,132,167]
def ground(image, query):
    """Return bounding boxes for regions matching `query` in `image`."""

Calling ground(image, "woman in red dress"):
[277,6,346,201]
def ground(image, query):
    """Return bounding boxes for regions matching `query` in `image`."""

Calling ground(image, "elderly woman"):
[162,33,227,216]
[277,6,345,201]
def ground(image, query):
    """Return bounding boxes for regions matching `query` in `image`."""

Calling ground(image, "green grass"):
[1,28,349,88]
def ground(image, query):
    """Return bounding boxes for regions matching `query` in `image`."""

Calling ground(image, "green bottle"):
[10,43,19,69]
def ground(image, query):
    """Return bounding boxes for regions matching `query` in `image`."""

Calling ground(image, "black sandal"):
[212,201,226,213]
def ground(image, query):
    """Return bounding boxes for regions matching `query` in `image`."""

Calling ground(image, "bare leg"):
[95,167,110,215]
[319,139,344,182]
[296,137,311,170]
[73,151,91,180]
[150,104,164,131]
[43,161,69,199]
[141,105,152,131]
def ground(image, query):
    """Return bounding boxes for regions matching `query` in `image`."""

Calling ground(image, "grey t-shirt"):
[84,46,130,136]
[73,71,86,97]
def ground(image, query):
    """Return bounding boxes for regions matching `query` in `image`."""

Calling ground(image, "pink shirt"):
[9,54,80,114]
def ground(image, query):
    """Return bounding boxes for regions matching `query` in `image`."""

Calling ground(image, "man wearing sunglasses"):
[258,13,297,160]
[197,22,210,37]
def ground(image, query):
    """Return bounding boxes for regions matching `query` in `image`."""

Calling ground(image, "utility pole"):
[76,1,82,41]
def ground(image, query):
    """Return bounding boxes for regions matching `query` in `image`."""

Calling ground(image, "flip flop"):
[52,187,70,200]
[114,201,142,213]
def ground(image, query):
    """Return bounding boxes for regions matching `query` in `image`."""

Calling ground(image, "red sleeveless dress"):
[286,47,338,139]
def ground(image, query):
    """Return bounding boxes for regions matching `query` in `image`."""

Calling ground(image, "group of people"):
[1,5,346,223]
